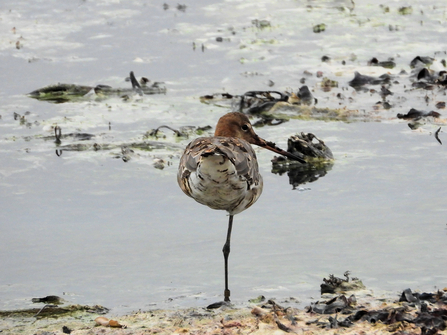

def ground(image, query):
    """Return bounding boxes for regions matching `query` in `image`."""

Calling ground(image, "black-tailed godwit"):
[177,112,305,302]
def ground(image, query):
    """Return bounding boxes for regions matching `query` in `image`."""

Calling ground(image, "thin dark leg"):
[223,214,233,302]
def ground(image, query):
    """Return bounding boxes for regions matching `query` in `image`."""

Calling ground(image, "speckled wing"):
[177,136,263,214]
[179,136,259,179]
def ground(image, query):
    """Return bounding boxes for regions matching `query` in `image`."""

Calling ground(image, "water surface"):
[0,0,446,314]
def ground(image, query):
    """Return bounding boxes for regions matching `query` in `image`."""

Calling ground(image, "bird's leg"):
[223,214,233,302]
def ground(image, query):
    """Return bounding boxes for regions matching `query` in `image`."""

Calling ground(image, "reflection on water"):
[272,162,334,190]
[271,131,334,188]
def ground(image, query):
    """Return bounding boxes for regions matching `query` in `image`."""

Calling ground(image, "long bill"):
[253,136,307,164]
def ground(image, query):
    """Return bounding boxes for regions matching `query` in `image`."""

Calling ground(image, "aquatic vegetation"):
[348,71,392,89]
[271,132,334,189]
[397,108,441,120]
[368,57,396,69]
[28,72,167,103]
[313,23,326,33]
[398,6,413,15]
[320,77,339,91]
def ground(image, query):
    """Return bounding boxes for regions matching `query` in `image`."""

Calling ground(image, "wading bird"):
[177,112,305,302]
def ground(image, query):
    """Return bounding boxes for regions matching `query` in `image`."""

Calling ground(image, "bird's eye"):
[241,124,249,131]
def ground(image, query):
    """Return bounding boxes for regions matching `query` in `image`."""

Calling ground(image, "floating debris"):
[252,19,271,29]
[200,92,234,102]
[435,101,446,109]
[251,116,288,127]
[398,6,413,15]
[416,68,434,81]
[348,71,392,89]
[153,158,167,169]
[271,132,334,188]
[248,295,266,304]
[54,125,62,144]
[32,295,64,305]
[321,271,365,294]
[435,127,442,144]
[147,125,212,140]
[397,108,440,120]
[128,70,143,96]
[28,71,166,103]
[368,57,396,69]
[286,132,333,161]
[296,85,317,105]
[201,89,360,122]
[380,85,394,99]
[271,131,333,166]
[28,84,93,103]
[410,55,434,68]
[320,77,338,91]
[176,3,187,12]
[410,67,447,89]
[50,126,95,144]
[148,125,187,138]
[313,23,326,33]
[201,89,319,117]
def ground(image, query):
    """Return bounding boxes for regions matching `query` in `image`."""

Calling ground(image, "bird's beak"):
[253,136,307,164]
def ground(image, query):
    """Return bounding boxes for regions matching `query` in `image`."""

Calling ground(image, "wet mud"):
[2,275,446,335]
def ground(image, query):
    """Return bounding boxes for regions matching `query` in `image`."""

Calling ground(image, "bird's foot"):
[224,289,230,302]
[206,300,232,309]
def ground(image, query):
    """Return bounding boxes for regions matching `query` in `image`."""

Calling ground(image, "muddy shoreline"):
[2,283,446,335]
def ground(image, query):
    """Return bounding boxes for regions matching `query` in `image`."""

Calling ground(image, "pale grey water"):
[0,0,447,314]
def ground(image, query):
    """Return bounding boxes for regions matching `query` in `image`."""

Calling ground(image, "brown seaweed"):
[397,108,441,120]
[348,71,392,89]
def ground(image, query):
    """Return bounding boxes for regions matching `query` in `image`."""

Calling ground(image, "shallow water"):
[0,0,447,314]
